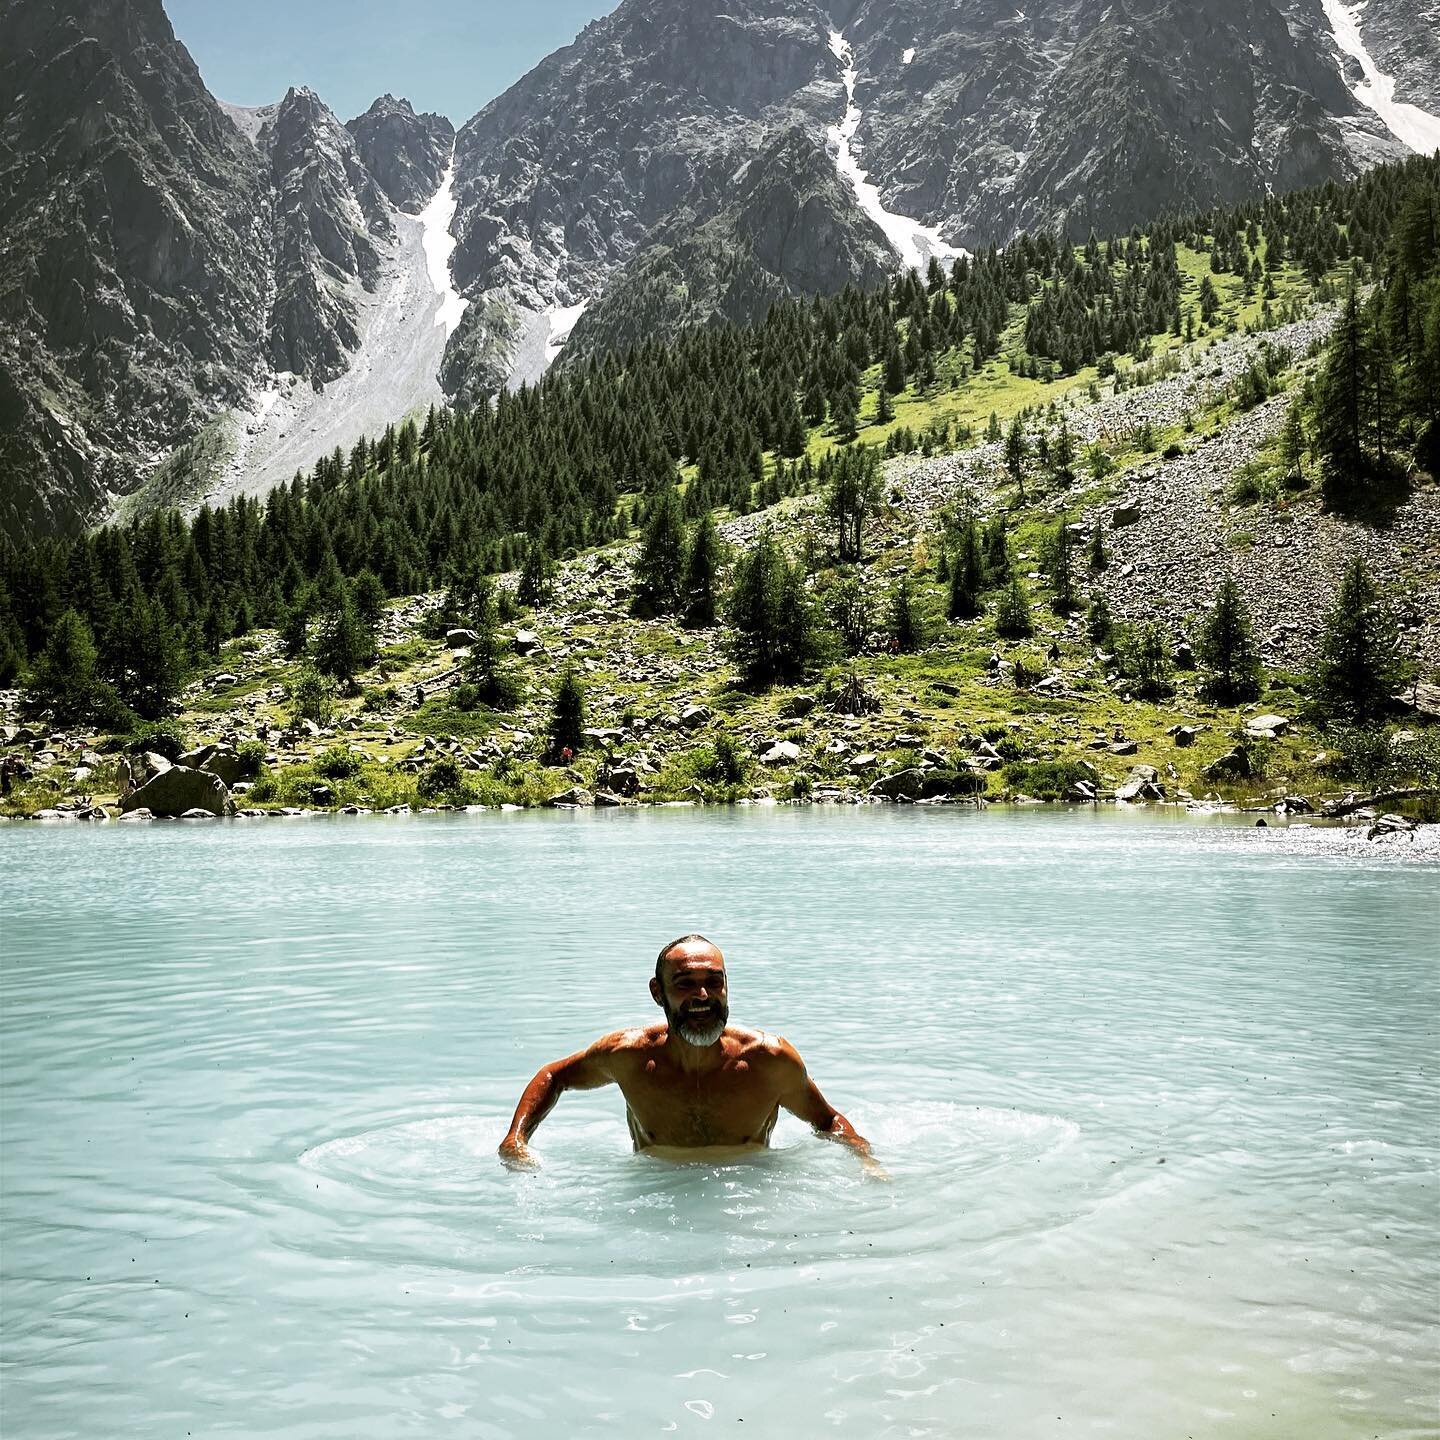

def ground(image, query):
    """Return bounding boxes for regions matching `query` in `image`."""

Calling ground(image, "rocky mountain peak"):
[346,93,455,212]
[257,85,396,381]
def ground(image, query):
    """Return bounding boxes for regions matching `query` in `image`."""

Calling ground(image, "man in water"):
[498,934,884,1177]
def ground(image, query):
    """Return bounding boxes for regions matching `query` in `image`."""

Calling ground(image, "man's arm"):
[772,1038,887,1179]
[498,1035,620,1170]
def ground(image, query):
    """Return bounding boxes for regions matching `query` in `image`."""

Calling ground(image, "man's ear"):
[649,976,664,1008]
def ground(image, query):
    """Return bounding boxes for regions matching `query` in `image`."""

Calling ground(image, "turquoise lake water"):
[1,808,1437,1438]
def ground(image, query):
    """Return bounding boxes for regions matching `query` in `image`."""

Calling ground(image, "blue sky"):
[168,0,617,125]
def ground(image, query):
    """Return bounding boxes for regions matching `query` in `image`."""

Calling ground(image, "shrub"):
[288,666,334,727]
[1001,759,1092,800]
[361,684,398,712]
[417,756,463,800]
[701,733,748,785]
[236,739,267,778]
[315,746,362,780]
[124,718,186,760]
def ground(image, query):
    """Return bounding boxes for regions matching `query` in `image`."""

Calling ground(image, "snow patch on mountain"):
[902,47,915,65]
[826,31,966,274]
[419,156,469,337]
[1321,0,1440,155]
[545,301,590,365]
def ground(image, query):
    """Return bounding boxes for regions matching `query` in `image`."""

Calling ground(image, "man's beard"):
[668,999,728,1047]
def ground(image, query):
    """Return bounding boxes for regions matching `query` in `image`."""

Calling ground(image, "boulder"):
[1246,714,1290,737]
[1171,726,1201,747]
[178,745,217,770]
[1116,765,1165,803]
[446,628,479,649]
[1396,680,1440,720]
[1203,749,1251,780]
[1111,500,1142,527]
[1107,739,1138,756]
[601,765,641,796]
[546,786,593,808]
[679,703,712,730]
[760,741,802,766]
[513,630,543,656]
[593,790,629,807]
[781,694,817,718]
[120,765,234,818]
[869,768,925,800]
[201,746,244,786]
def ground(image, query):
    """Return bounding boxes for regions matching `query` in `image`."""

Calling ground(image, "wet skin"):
[499,942,884,1177]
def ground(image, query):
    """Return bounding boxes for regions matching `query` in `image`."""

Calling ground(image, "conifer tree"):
[1196,575,1263,703]
[312,590,372,688]
[1314,288,1368,505]
[27,609,110,725]
[1004,415,1028,500]
[1043,518,1078,613]
[1310,558,1406,723]
[980,515,1009,584]
[947,520,985,619]
[460,576,522,710]
[353,569,387,630]
[682,511,723,627]
[101,589,185,720]
[518,538,554,608]
[890,577,924,652]
[724,531,824,686]
[1278,401,1307,481]
[1120,621,1175,699]
[1087,593,1114,646]
[994,574,1034,639]
[826,448,883,562]
[1087,523,1108,572]
[633,485,687,616]
[547,668,586,760]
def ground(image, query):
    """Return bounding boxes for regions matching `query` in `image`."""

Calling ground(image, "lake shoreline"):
[5,792,1435,856]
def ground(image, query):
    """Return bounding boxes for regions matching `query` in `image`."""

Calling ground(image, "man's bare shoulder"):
[728,1026,806,1072]
[585,1025,668,1065]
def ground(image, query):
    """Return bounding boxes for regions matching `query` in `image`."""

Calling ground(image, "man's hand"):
[498,1135,540,1172]
[859,1151,891,1183]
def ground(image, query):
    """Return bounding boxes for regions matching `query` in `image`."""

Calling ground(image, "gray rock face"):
[0,0,270,541]
[258,86,395,383]
[845,0,1405,248]
[346,95,455,212]
[120,763,234,817]
[0,2,459,542]
[562,123,893,364]
[434,0,1424,396]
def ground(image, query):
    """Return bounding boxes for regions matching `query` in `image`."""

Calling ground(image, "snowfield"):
[827,30,967,275]
[1321,0,1440,155]
[419,157,469,338]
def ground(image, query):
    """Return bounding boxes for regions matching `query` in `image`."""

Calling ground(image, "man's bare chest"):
[617,1060,780,1146]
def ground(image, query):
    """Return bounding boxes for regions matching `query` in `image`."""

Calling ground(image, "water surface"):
[2,808,1436,1438]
